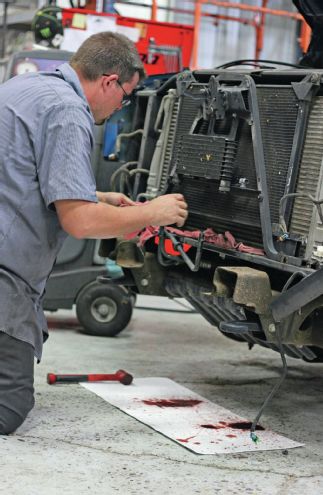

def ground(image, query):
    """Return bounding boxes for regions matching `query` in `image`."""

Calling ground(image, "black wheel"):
[75,282,133,337]
[129,291,137,307]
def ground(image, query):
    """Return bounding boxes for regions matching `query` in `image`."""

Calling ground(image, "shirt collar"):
[57,63,91,111]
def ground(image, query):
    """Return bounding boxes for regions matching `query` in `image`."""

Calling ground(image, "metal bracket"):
[212,73,280,260]
[208,74,251,122]
[271,268,323,322]
[176,71,196,97]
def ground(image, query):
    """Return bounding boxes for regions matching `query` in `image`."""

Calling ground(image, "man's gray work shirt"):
[0,63,98,360]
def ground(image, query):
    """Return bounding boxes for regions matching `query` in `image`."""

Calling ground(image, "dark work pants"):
[0,332,35,434]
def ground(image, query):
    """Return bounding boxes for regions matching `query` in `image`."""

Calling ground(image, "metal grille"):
[159,100,179,192]
[289,96,323,236]
[182,177,263,244]
[257,86,299,223]
[170,83,299,246]
[176,135,224,179]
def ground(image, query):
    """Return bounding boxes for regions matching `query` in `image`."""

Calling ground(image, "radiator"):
[139,70,323,265]
[161,70,323,265]
[171,80,300,247]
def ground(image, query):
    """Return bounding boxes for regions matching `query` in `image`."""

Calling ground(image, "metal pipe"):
[299,18,311,54]
[192,0,304,69]
[192,0,202,70]
[254,0,268,60]
[116,0,302,20]
[212,14,255,26]
[151,0,157,21]
[198,0,302,20]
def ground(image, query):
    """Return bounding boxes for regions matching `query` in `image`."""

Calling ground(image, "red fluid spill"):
[200,421,265,431]
[142,399,202,408]
[201,424,223,430]
[177,435,196,443]
[226,434,237,438]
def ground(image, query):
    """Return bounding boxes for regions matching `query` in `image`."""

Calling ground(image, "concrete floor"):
[3,296,323,494]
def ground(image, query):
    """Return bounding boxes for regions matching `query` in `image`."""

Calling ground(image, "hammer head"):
[116,369,133,385]
[47,373,57,384]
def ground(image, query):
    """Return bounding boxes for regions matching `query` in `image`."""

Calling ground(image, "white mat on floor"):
[82,377,303,454]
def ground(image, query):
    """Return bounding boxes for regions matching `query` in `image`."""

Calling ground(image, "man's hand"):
[148,194,188,228]
[55,193,188,240]
[96,191,136,206]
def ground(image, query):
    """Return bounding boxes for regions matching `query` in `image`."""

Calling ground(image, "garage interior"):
[1,1,323,494]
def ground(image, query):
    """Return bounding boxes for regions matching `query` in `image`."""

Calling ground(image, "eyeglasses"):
[102,73,132,107]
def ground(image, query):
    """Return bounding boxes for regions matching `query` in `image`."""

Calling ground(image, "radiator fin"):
[257,86,299,224]
[159,100,179,192]
[289,97,323,237]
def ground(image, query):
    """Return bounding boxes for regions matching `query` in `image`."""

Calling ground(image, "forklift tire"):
[76,282,133,337]
[129,291,137,307]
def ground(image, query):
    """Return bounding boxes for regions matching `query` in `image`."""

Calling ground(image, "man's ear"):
[101,73,116,95]
[102,73,118,88]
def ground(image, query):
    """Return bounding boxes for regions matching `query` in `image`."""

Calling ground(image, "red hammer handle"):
[47,370,133,385]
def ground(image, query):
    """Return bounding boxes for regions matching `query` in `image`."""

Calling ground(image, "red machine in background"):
[61,8,194,74]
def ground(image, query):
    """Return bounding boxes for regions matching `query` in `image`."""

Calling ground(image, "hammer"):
[47,369,133,386]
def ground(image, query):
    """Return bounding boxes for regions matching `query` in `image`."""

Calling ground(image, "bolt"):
[141,278,149,287]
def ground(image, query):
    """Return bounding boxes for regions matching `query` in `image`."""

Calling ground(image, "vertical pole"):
[255,0,267,60]
[1,2,8,59]
[151,0,157,21]
[299,18,311,54]
[192,0,202,70]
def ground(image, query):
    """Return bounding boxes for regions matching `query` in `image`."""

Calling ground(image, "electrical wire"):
[216,59,305,70]
[249,270,307,443]
[250,325,288,443]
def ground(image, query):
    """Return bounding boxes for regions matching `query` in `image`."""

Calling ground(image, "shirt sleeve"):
[35,102,98,208]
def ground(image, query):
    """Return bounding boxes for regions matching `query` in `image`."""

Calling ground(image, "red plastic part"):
[154,236,192,256]
[47,373,57,384]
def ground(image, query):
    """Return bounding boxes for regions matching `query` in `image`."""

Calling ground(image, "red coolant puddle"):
[142,399,203,408]
[176,435,196,443]
[200,421,265,431]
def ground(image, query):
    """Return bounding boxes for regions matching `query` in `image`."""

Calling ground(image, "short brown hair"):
[70,31,145,83]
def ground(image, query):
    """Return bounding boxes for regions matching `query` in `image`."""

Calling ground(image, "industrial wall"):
[2,1,301,70]
[170,0,299,68]
[115,1,299,68]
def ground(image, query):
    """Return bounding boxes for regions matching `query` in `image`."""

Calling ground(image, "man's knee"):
[0,380,35,434]
[0,332,35,434]
[0,403,33,435]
